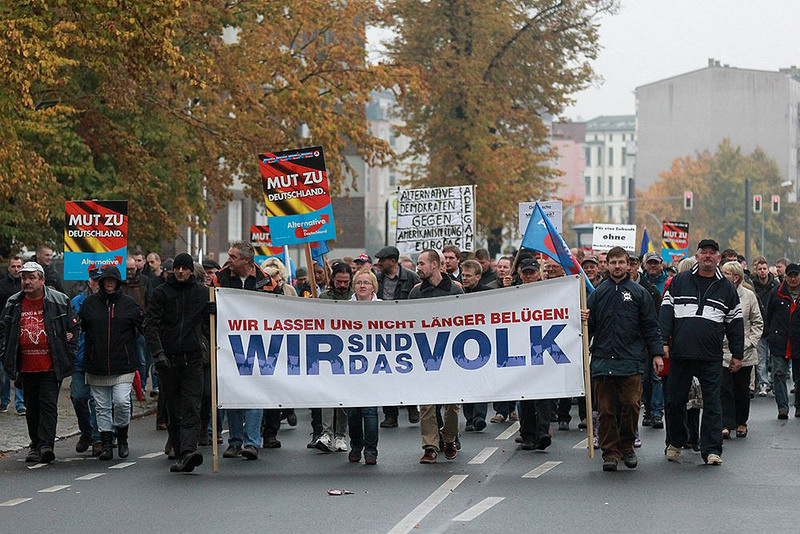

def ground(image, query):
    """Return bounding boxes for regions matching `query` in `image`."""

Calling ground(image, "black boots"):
[117,425,130,458]
[99,431,114,461]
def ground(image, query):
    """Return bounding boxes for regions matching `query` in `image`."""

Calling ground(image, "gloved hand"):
[205,301,217,315]
[154,354,171,373]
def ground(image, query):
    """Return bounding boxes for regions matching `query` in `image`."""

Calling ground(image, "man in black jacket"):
[752,256,778,396]
[0,256,25,414]
[374,245,421,428]
[146,253,210,473]
[764,262,800,419]
[660,239,744,466]
[586,247,664,471]
[1,261,79,463]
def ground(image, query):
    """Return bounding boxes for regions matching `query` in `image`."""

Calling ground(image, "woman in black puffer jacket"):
[79,265,144,460]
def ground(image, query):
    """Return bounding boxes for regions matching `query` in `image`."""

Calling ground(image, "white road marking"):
[108,462,136,469]
[0,498,32,507]
[452,497,505,522]
[75,473,106,481]
[387,474,469,534]
[27,463,48,470]
[495,421,520,440]
[468,447,498,465]
[38,485,70,493]
[139,452,164,459]
[573,438,589,449]
[522,460,562,479]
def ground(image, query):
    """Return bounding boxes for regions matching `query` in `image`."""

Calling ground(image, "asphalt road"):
[1,396,797,533]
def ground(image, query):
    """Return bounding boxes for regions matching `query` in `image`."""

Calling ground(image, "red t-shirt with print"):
[19,296,53,373]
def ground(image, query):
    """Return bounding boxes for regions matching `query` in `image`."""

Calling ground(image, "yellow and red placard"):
[258,146,336,246]
[251,225,285,265]
[64,200,128,280]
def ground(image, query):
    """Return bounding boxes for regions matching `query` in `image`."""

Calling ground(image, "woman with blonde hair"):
[260,257,297,296]
[720,260,763,438]
[346,268,381,464]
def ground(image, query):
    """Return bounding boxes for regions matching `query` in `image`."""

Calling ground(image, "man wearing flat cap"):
[660,239,744,466]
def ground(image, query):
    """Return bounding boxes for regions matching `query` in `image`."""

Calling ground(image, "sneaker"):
[535,436,552,451]
[578,419,588,430]
[307,433,321,449]
[622,450,638,469]
[348,450,361,463]
[25,448,41,463]
[558,421,569,431]
[642,416,653,427]
[315,433,334,452]
[240,445,259,460]
[465,424,475,432]
[263,436,282,449]
[593,436,599,449]
[508,411,518,422]
[778,410,789,420]
[518,441,537,451]
[705,453,723,465]
[443,441,458,460]
[0,405,8,413]
[652,416,664,429]
[39,447,55,464]
[380,415,398,428]
[474,418,486,432]
[17,408,26,416]
[757,384,768,397]
[420,448,437,463]
[222,445,242,458]
[170,451,203,473]
[76,435,92,453]
[603,459,618,471]
[665,444,682,462]
[334,435,348,452]
[149,389,159,398]
[634,437,642,448]
[365,456,377,465]
[490,413,506,423]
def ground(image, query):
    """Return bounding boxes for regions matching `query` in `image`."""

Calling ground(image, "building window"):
[608,147,614,166]
[254,203,268,225]
[389,173,396,187]
[609,134,613,142]
[621,176,627,196]
[227,199,242,242]
[585,176,591,196]
[622,147,627,166]
[608,176,613,196]
[596,176,602,196]
[607,206,613,220]
[585,147,591,166]
[597,147,603,166]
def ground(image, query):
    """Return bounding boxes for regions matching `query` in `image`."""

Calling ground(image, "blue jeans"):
[70,372,99,442]
[347,407,378,459]
[90,382,132,432]
[227,409,263,448]
[757,339,772,389]
[770,355,800,412]
[0,366,25,411]
[642,356,664,418]
[136,335,157,391]
[666,359,723,460]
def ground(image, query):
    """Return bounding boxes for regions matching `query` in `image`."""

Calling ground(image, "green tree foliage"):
[384,0,617,235]
[0,1,399,256]
[638,139,799,261]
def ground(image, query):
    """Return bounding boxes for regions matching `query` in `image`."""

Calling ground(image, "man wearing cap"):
[764,262,800,419]
[374,246,421,428]
[352,254,372,273]
[643,252,668,294]
[146,252,211,473]
[581,256,604,287]
[518,258,540,284]
[660,239,744,466]
[1,261,79,463]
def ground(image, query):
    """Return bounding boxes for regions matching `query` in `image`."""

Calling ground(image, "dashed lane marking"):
[75,473,105,481]
[0,498,32,507]
[573,438,589,449]
[108,462,135,469]
[27,463,48,470]
[468,447,498,465]
[495,422,520,441]
[522,460,562,479]
[452,497,505,522]
[139,452,164,459]
[38,485,70,493]
[387,475,469,534]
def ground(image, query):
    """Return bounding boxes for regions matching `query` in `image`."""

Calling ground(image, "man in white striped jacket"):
[659,239,744,466]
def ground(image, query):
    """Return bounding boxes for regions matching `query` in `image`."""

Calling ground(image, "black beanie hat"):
[173,253,194,271]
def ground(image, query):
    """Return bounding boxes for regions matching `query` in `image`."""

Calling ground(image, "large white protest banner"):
[215,276,585,409]
[395,185,475,255]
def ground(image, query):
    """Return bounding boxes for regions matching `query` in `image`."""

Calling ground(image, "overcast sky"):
[368,1,800,122]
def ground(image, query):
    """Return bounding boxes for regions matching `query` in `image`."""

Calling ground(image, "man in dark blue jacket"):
[764,262,800,419]
[660,239,744,466]
[587,247,664,471]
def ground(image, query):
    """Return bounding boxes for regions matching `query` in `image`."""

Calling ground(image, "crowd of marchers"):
[1,239,796,472]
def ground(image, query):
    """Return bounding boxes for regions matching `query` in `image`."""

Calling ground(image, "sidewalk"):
[0,376,158,454]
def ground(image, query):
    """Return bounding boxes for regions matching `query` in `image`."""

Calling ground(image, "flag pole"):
[304,243,318,298]
[580,273,594,460]
[209,286,219,472]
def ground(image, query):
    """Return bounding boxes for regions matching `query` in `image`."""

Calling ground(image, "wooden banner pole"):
[209,286,219,472]
[580,274,594,460]
[304,242,318,298]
